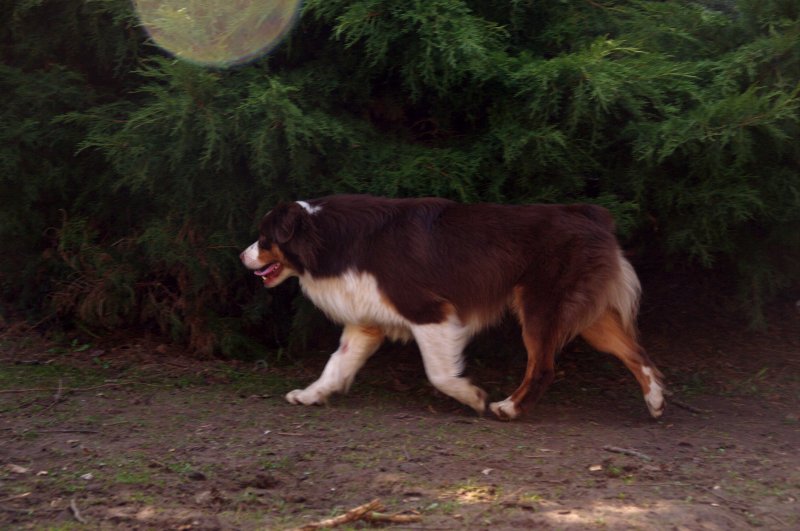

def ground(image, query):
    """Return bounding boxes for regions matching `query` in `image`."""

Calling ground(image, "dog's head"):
[240,201,320,287]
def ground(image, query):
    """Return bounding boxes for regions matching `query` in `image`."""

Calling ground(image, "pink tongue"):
[255,263,280,277]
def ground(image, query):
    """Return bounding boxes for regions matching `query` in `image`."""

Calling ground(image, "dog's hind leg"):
[489,320,558,421]
[489,286,564,420]
[286,325,384,406]
[580,309,665,418]
[411,318,488,415]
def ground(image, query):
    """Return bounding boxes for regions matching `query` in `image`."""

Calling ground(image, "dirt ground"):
[1,284,799,530]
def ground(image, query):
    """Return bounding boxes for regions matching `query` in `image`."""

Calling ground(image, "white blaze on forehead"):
[296,200,322,214]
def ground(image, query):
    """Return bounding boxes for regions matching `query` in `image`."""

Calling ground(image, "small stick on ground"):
[69,498,87,524]
[0,382,131,395]
[706,488,751,512]
[403,444,435,475]
[0,492,31,503]
[292,499,383,531]
[54,378,63,402]
[603,445,653,461]
[38,429,99,434]
[38,378,64,415]
[671,398,711,414]
[766,513,788,527]
[365,511,422,524]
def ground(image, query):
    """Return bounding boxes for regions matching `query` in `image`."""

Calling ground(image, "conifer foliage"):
[1,1,798,354]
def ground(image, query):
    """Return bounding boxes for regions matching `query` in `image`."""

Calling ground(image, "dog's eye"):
[258,237,271,249]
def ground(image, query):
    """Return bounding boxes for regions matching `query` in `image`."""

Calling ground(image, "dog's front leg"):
[411,319,488,415]
[286,325,384,406]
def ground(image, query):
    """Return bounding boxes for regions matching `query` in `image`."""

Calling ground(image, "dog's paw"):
[285,388,326,406]
[642,367,665,419]
[646,392,665,419]
[489,398,521,421]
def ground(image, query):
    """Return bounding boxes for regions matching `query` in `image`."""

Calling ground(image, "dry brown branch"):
[365,511,422,523]
[603,445,653,461]
[292,499,383,530]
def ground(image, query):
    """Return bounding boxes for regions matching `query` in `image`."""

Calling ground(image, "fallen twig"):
[365,511,422,524]
[0,492,31,503]
[706,488,751,512]
[54,378,63,402]
[292,499,383,530]
[603,445,653,461]
[37,379,64,415]
[0,506,32,514]
[38,429,98,434]
[671,398,710,414]
[403,444,435,475]
[0,381,137,395]
[69,498,87,524]
[766,513,789,527]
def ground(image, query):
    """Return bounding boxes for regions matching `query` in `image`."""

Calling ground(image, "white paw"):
[489,399,521,420]
[285,388,326,406]
[642,367,665,418]
[645,386,665,418]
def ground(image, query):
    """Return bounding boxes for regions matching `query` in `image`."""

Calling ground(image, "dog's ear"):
[268,201,320,273]
[272,202,305,244]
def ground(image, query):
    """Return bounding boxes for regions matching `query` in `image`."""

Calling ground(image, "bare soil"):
[1,288,799,530]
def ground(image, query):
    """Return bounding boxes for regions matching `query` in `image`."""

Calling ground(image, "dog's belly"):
[299,270,414,342]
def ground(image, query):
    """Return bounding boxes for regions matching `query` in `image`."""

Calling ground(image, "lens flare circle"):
[133,0,302,67]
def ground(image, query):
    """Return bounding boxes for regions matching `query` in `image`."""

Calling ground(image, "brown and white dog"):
[240,195,665,420]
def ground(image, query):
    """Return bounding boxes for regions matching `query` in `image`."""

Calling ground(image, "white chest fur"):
[299,270,413,342]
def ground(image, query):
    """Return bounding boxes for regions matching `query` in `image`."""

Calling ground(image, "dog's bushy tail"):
[606,251,642,337]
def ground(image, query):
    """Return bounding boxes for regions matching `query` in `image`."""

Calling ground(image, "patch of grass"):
[129,492,156,504]
[260,457,290,470]
[82,415,103,425]
[114,470,152,485]
[60,481,85,494]
[677,370,713,396]
[35,524,83,531]
[519,492,545,503]
[424,500,462,515]
[171,375,200,388]
[28,469,90,496]
[224,369,301,397]
[0,363,95,388]
[722,367,771,397]
[166,461,195,475]
[219,508,275,528]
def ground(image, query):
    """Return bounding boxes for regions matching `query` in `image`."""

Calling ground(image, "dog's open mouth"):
[254,262,282,285]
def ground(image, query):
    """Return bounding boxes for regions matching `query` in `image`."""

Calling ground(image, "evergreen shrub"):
[1,0,797,354]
